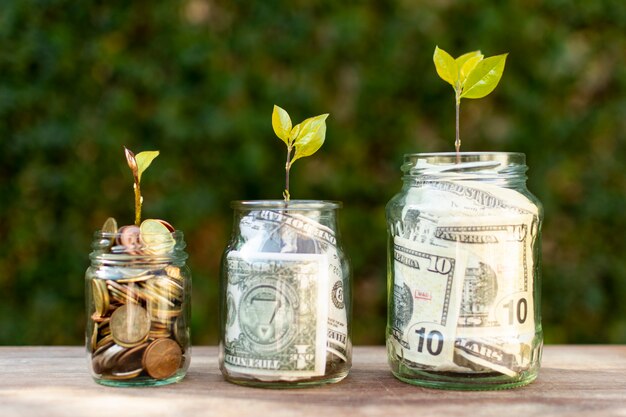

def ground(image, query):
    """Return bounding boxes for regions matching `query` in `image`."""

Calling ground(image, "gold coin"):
[101,217,118,247]
[117,274,155,284]
[107,280,146,303]
[95,334,114,350]
[149,330,171,339]
[91,323,98,352]
[142,338,182,380]
[164,265,182,281]
[92,279,109,317]
[110,304,151,348]
[143,285,175,308]
[102,217,118,235]
[140,219,175,255]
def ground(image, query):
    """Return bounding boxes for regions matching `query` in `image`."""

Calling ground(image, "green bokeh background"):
[1,0,625,345]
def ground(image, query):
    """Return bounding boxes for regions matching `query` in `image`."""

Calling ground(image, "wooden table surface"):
[0,346,625,417]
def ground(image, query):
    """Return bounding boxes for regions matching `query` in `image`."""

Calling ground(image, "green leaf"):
[290,114,329,164]
[460,55,484,84]
[289,122,302,143]
[455,50,482,69]
[460,53,508,99]
[457,51,483,86]
[433,46,458,87]
[135,151,159,182]
[272,105,292,145]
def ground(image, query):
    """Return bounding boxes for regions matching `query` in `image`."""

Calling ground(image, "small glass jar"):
[85,227,191,387]
[386,153,543,390]
[219,200,352,388]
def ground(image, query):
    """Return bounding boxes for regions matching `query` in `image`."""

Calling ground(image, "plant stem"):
[134,182,141,225]
[284,146,292,201]
[455,90,461,164]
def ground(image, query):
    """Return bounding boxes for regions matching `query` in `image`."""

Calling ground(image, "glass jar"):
[85,226,191,387]
[219,200,352,388]
[386,153,543,390]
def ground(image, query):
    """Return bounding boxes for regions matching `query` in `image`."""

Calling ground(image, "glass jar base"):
[223,371,349,389]
[391,369,538,391]
[93,370,186,387]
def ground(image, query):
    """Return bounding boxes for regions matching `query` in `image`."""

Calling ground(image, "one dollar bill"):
[224,251,329,380]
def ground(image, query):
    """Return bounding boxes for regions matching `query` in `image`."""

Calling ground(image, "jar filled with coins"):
[219,200,352,388]
[86,218,191,386]
[386,153,543,390]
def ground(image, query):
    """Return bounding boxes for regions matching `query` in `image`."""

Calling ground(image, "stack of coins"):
[88,217,188,382]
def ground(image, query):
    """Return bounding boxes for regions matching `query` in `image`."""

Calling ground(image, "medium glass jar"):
[219,200,352,388]
[85,226,191,387]
[386,153,543,390]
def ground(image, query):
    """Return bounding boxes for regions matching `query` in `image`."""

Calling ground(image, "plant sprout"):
[433,46,507,161]
[124,147,159,225]
[272,105,329,201]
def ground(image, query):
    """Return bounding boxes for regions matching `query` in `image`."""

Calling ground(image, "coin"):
[102,217,118,235]
[157,219,175,232]
[92,279,109,316]
[142,338,182,380]
[100,344,127,371]
[110,304,151,348]
[100,217,118,247]
[117,274,155,284]
[108,369,143,380]
[92,343,124,375]
[107,280,147,303]
[117,225,142,254]
[91,323,98,352]
[164,265,182,280]
[113,342,149,374]
[95,334,114,350]
[173,317,189,348]
[140,219,175,255]
[107,284,139,305]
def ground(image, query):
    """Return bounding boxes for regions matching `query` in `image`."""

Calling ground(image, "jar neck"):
[402,152,528,188]
[89,230,188,267]
[231,200,341,246]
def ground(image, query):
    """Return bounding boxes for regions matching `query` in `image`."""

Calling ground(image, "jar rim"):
[404,152,526,165]
[231,199,342,210]
[92,229,185,239]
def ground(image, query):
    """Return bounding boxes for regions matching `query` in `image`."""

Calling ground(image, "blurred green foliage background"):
[1,0,625,345]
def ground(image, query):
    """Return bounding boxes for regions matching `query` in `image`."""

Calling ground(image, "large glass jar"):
[219,200,352,388]
[85,223,191,387]
[386,153,543,390]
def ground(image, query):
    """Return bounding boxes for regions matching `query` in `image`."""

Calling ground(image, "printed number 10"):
[415,327,444,356]
[503,298,528,325]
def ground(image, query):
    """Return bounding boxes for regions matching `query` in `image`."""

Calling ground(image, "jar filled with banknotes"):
[219,200,352,388]
[386,152,543,390]
[85,218,191,387]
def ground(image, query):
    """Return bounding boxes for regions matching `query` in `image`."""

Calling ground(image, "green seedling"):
[272,105,329,201]
[433,46,507,161]
[124,147,159,225]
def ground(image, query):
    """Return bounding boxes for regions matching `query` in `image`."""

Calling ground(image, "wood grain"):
[0,346,624,417]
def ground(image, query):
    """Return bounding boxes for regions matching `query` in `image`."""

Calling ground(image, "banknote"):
[434,216,537,375]
[394,177,539,375]
[389,236,468,369]
[454,336,537,377]
[238,210,350,362]
[434,216,536,337]
[224,251,329,380]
